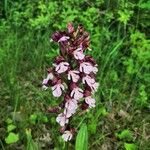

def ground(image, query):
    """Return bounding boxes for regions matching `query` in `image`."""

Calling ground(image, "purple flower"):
[62,130,73,141]
[56,113,69,126]
[80,61,98,74]
[51,31,68,42]
[42,73,54,85]
[70,84,83,100]
[42,23,99,141]
[64,98,78,118]
[54,62,69,74]
[73,47,85,60]
[52,80,65,97]
[68,70,80,83]
[58,36,70,42]
[82,75,95,85]
[85,96,96,108]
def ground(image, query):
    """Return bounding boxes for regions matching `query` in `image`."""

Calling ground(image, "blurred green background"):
[0,0,150,149]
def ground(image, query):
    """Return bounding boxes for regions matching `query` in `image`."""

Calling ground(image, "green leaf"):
[124,143,137,150]
[139,1,150,9]
[6,118,13,124]
[26,129,39,150]
[7,124,16,132]
[5,132,19,144]
[75,124,88,150]
[116,129,133,141]
[29,114,37,125]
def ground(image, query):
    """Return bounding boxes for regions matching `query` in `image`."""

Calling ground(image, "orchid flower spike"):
[42,23,99,141]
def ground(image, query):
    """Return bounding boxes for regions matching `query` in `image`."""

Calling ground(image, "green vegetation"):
[0,0,150,149]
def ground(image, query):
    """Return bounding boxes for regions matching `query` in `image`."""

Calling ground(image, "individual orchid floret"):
[42,73,54,85]
[82,75,99,92]
[65,98,78,111]
[70,83,83,100]
[64,96,78,118]
[58,36,70,42]
[64,107,76,118]
[73,47,85,60]
[54,62,69,74]
[56,113,69,126]
[85,97,96,108]
[51,79,65,97]
[51,31,68,43]
[79,62,93,74]
[62,130,73,142]
[90,82,99,92]
[68,70,80,83]
[82,75,95,86]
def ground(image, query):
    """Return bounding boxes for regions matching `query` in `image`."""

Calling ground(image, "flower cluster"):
[42,23,99,141]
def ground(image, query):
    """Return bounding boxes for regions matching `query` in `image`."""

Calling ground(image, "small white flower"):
[55,62,69,74]
[70,87,83,99]
[62,130,73,141]
[64,99,78,118]
[64,108,76,118]
[65,99,78,110]
[56,113,68,126]
[52,83,64,97]
[82,75,99,92]
[91,82,99,92]
[82,75,95,85]
[79,62,98,74]
[68,70,80,83]
[85,96,96,108]
[73,47,85,60]
[42,73,54,85]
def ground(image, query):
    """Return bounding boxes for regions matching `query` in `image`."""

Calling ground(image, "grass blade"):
[75,123,88,150]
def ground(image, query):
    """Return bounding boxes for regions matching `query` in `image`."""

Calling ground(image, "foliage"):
[75,124,88,150]
[5,132,19,144]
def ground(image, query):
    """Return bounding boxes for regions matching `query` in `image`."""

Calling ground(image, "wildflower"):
[73,47,85,60]
[82,75,99,92]
[79,62,98,74]
[85,96,96,108]
[42,23,99,141]
[52,80,65,97]
[58,36,70,42]
[68,70,80,83]
[70,83,83,99]
[62,130,73,141]
[64,98,78,118]
[56,113,69,126]
[82,75,95,86]
[54,62,69,74]
[51,31,68,42]
[42,73,54,85]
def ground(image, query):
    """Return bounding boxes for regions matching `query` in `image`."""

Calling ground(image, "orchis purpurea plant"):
[42,23,99,141]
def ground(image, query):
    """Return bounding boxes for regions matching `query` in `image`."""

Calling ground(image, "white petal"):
[42,85,48,90]
[71,88,83,99]
[58,36,70,42]
[42,79,48,85]
[85,97,96,108]
[62,131,73,141]
[52,85,62,97]
[56,113,68,126]
[55,62,69,74]
[47,73,54,80]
